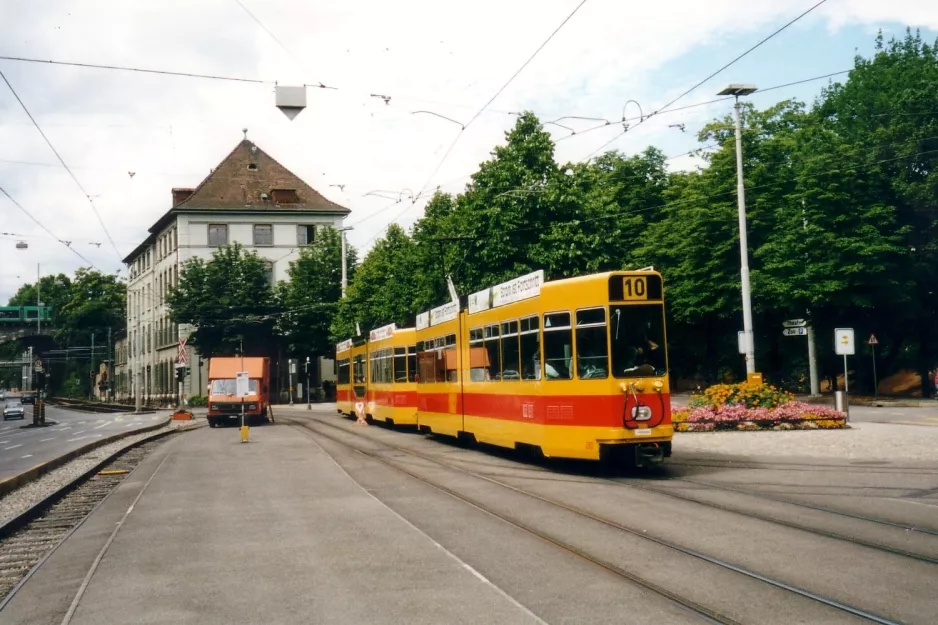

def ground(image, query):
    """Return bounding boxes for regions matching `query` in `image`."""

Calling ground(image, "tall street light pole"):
[337,226,354,298]
[718,83,758,376]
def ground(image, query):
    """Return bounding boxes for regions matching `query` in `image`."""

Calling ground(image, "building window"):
[263,261,274,285]
[253,224,273,246]
[208,224,228,247]
[297,225,315,246]
[271,189,298,204]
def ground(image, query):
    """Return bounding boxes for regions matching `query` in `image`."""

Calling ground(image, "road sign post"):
[237,371,250,443]
[868,334,879,399]
[835,328,855,419]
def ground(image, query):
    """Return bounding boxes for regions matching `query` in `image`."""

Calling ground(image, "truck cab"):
[207,357,271,428]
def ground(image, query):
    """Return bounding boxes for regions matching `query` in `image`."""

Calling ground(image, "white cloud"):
[1,0,935,302]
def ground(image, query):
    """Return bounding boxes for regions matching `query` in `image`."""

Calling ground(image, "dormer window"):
[271,189,298,204]
[247,163,258,171]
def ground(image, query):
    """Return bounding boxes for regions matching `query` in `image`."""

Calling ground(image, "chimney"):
[172,188,195,206]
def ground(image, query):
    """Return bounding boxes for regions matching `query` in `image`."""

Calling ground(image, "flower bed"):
[673,382,848,432]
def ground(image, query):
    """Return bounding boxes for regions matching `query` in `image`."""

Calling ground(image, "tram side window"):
[500,320,520,380]
[394,347,407,382]
[469,328,487,381]
[407,346,417,382]
[484,324,501,381]
[520,316,540,380]
[542,312,573,380]
[417,341,435,383]
[444,333,458,382]
[337,358,350,385]
[576,308,609,379]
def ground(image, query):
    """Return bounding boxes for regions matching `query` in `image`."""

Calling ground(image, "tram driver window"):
[542,312,572,380]
[610,305,667,377]
[576,308,609,379]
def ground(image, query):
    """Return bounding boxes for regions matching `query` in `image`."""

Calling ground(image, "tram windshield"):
[609,304,667,378]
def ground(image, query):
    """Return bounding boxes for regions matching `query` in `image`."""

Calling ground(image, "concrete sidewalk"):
[2,424,542,625]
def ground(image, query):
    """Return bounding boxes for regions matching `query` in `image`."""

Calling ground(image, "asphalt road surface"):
[846,404,938,426]
[0,400,169,483]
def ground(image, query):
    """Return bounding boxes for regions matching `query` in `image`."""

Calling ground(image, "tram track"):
[665,476,938,537]
[0,432,175,608]
[286,416,906,625]
[666,458,938,476]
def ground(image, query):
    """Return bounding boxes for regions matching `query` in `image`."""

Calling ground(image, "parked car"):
[20,392,36,405]
[3,401,25,421]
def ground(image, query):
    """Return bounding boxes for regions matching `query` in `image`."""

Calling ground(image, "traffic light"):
[175,366,187,382]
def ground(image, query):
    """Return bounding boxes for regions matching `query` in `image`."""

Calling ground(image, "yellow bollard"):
[240,425,249,443]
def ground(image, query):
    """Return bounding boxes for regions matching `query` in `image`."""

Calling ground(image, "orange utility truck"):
[207,357,271,428]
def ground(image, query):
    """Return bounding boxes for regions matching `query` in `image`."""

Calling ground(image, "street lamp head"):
[717,84,758,97]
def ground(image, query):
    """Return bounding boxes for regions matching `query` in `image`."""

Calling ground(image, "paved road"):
[0,399,169,483]
[845,404,938,426]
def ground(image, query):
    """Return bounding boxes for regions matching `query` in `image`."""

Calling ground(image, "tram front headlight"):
[631,406,652,421]
[653,380,664,392]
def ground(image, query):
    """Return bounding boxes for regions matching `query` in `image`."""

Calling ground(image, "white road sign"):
[835,328,855,355]
[236,372,251,397]
[783,327,807,336]
[782,319,807,328]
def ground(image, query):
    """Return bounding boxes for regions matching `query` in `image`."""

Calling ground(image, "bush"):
[187,395,208,407]
[689,381,794,410]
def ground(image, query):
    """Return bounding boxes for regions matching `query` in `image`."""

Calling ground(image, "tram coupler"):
[634,442,666,468]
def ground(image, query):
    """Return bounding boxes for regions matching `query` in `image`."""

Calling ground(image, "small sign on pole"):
[782,327,807,336]
[236,372,250,398]
[737,331,746,355]
[782,319,807,328]
[834,328,854,395]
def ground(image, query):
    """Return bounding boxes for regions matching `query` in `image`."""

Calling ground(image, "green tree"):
[279,227,357,358]
[166,244,279,357]
[331,224,427,342]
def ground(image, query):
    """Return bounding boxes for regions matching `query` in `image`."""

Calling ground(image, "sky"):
[1,0,937,303]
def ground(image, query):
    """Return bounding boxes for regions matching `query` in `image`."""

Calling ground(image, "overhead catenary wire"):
[0,184,100,270]
[579,0,832,160]
[414,0,592,200]
[0,69,122,264]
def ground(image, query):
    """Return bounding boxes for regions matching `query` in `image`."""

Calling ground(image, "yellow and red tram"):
[335,337,368,419]
[415,270,672,466]
[366,324,418,426]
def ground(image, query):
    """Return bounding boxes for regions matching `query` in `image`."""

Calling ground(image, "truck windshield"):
[210,379,259,395]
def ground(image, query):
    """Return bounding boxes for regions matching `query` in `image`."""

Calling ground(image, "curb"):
[0,417,171,498]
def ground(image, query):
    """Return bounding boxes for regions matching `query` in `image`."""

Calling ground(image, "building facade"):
[113,137,349,404]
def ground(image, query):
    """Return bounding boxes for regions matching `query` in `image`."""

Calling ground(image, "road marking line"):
[40,437,56,442]
[73,430,87,436]
[0,440,8,444]
[4,444,22,450]
[67,434,103,442]
[21,454,32,459]
[94,422,110,429]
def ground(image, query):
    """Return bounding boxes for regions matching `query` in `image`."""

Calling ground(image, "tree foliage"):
[334,30,938,394]
[166,243,279,357]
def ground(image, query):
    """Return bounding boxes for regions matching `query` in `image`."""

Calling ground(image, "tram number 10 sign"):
[621,276,648,301]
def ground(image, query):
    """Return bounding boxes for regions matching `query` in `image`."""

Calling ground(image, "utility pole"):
[27,346,33,392]
[90,332,95,401]
[135,292,142,414]
[306,356,311,411]
[807,324,820,396]
[718,84,758,375]
[37,263,41,334]
[338,226,353,297]
[107,326,113,402]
